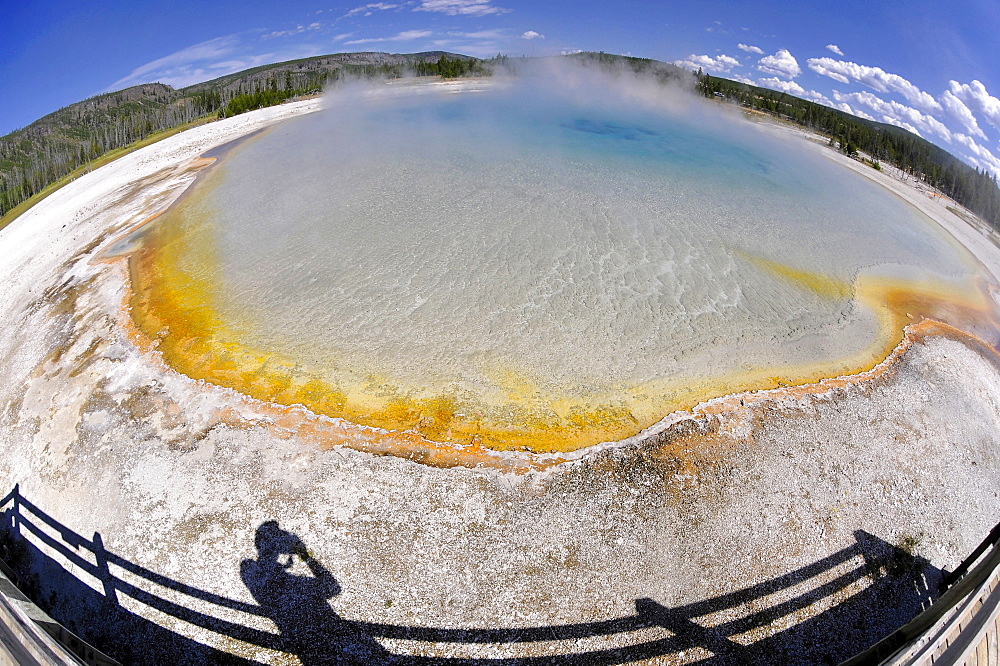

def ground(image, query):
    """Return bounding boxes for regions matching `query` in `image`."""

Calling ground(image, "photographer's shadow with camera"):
[240,521,390,665]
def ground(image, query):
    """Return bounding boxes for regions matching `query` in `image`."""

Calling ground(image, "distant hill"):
[2,50,998,229]
[565,51,690,83]
[0,51,482,219]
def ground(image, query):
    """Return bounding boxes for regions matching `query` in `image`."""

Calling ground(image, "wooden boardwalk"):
[0,476,997,665]
[842,522,1000,666]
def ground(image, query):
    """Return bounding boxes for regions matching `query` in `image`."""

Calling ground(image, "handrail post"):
[11,485,20,537]
[940,519,1000,591]
[92,533,119,607]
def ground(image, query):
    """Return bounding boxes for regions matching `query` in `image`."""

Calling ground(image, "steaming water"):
[132,76,988,451]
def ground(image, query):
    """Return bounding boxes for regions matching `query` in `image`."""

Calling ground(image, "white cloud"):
[844,105,876,121]
[206,59,252,70]
[940,89,988,140]
[737,43,764,54]
[893,121,922,135]
[345,29,432,45]
[806,58,942,114]
[264,22,323,39]
[333,33,354,42]
[825,44,844,56]
[757,77,805,95]
[105,36,303,90]
[948,80,1000,132]
[395,29,433,40]
[808,60,850,84]
[673,53,740,73]
[799,89,833,105]
[833,90,952,142]
[780,88,867,118]
[755,78,872,120]
[414,0,510,16]
[792,88,857,116]
[561,48,583,55]
[449,29,506,39]
[345,2,399,17]
[108,36,241,89]
[953,133,1000,176]
[521,30,544,40]
[757,49,800,79]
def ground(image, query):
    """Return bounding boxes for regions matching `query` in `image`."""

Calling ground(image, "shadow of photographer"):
[241,521,390,665]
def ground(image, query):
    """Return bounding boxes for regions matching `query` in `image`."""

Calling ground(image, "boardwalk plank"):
[989,615,999,666]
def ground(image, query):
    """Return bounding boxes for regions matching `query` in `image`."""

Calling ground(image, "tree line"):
[4,52,999,230]
[697,72,1000,228]
[0,52,483,219]
[413,54,490,79]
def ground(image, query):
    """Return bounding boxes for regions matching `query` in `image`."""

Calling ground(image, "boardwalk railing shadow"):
[0,485,944,665]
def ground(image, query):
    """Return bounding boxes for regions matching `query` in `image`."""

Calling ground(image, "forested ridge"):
[3,51,999,229]
[0,51,481,219]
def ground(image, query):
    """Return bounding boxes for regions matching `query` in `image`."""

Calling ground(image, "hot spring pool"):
[123,76,995,452]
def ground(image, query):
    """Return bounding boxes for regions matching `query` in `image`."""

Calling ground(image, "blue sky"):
[3,0,1000,174]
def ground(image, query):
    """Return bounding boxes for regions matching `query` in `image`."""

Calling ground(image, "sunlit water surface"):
[127,77,993,451]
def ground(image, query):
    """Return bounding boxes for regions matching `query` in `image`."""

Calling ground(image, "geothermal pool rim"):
[112,75,1000,460]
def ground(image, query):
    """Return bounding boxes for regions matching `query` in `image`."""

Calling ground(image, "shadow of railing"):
[0,485,943,665]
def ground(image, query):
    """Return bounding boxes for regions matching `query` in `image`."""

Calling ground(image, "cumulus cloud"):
[754,79,866,118]
[345,29,432,44]
[761,87,861,119]
[414,0,510,16]
[806,58,941,114]
[799,89,834,105]
[891,120,922,135]
[940,89,988,140]
[521,30,544,40]
[757,77,805,95]
[673,53,740,73]
[953,132,1000,175]
[840,105,876,121]
[833,90,952,141]
[825,44,844,56]
[757,49,800,79]
[948,80,1000,132]
[737,43,764,54]
[808,60,850,84]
